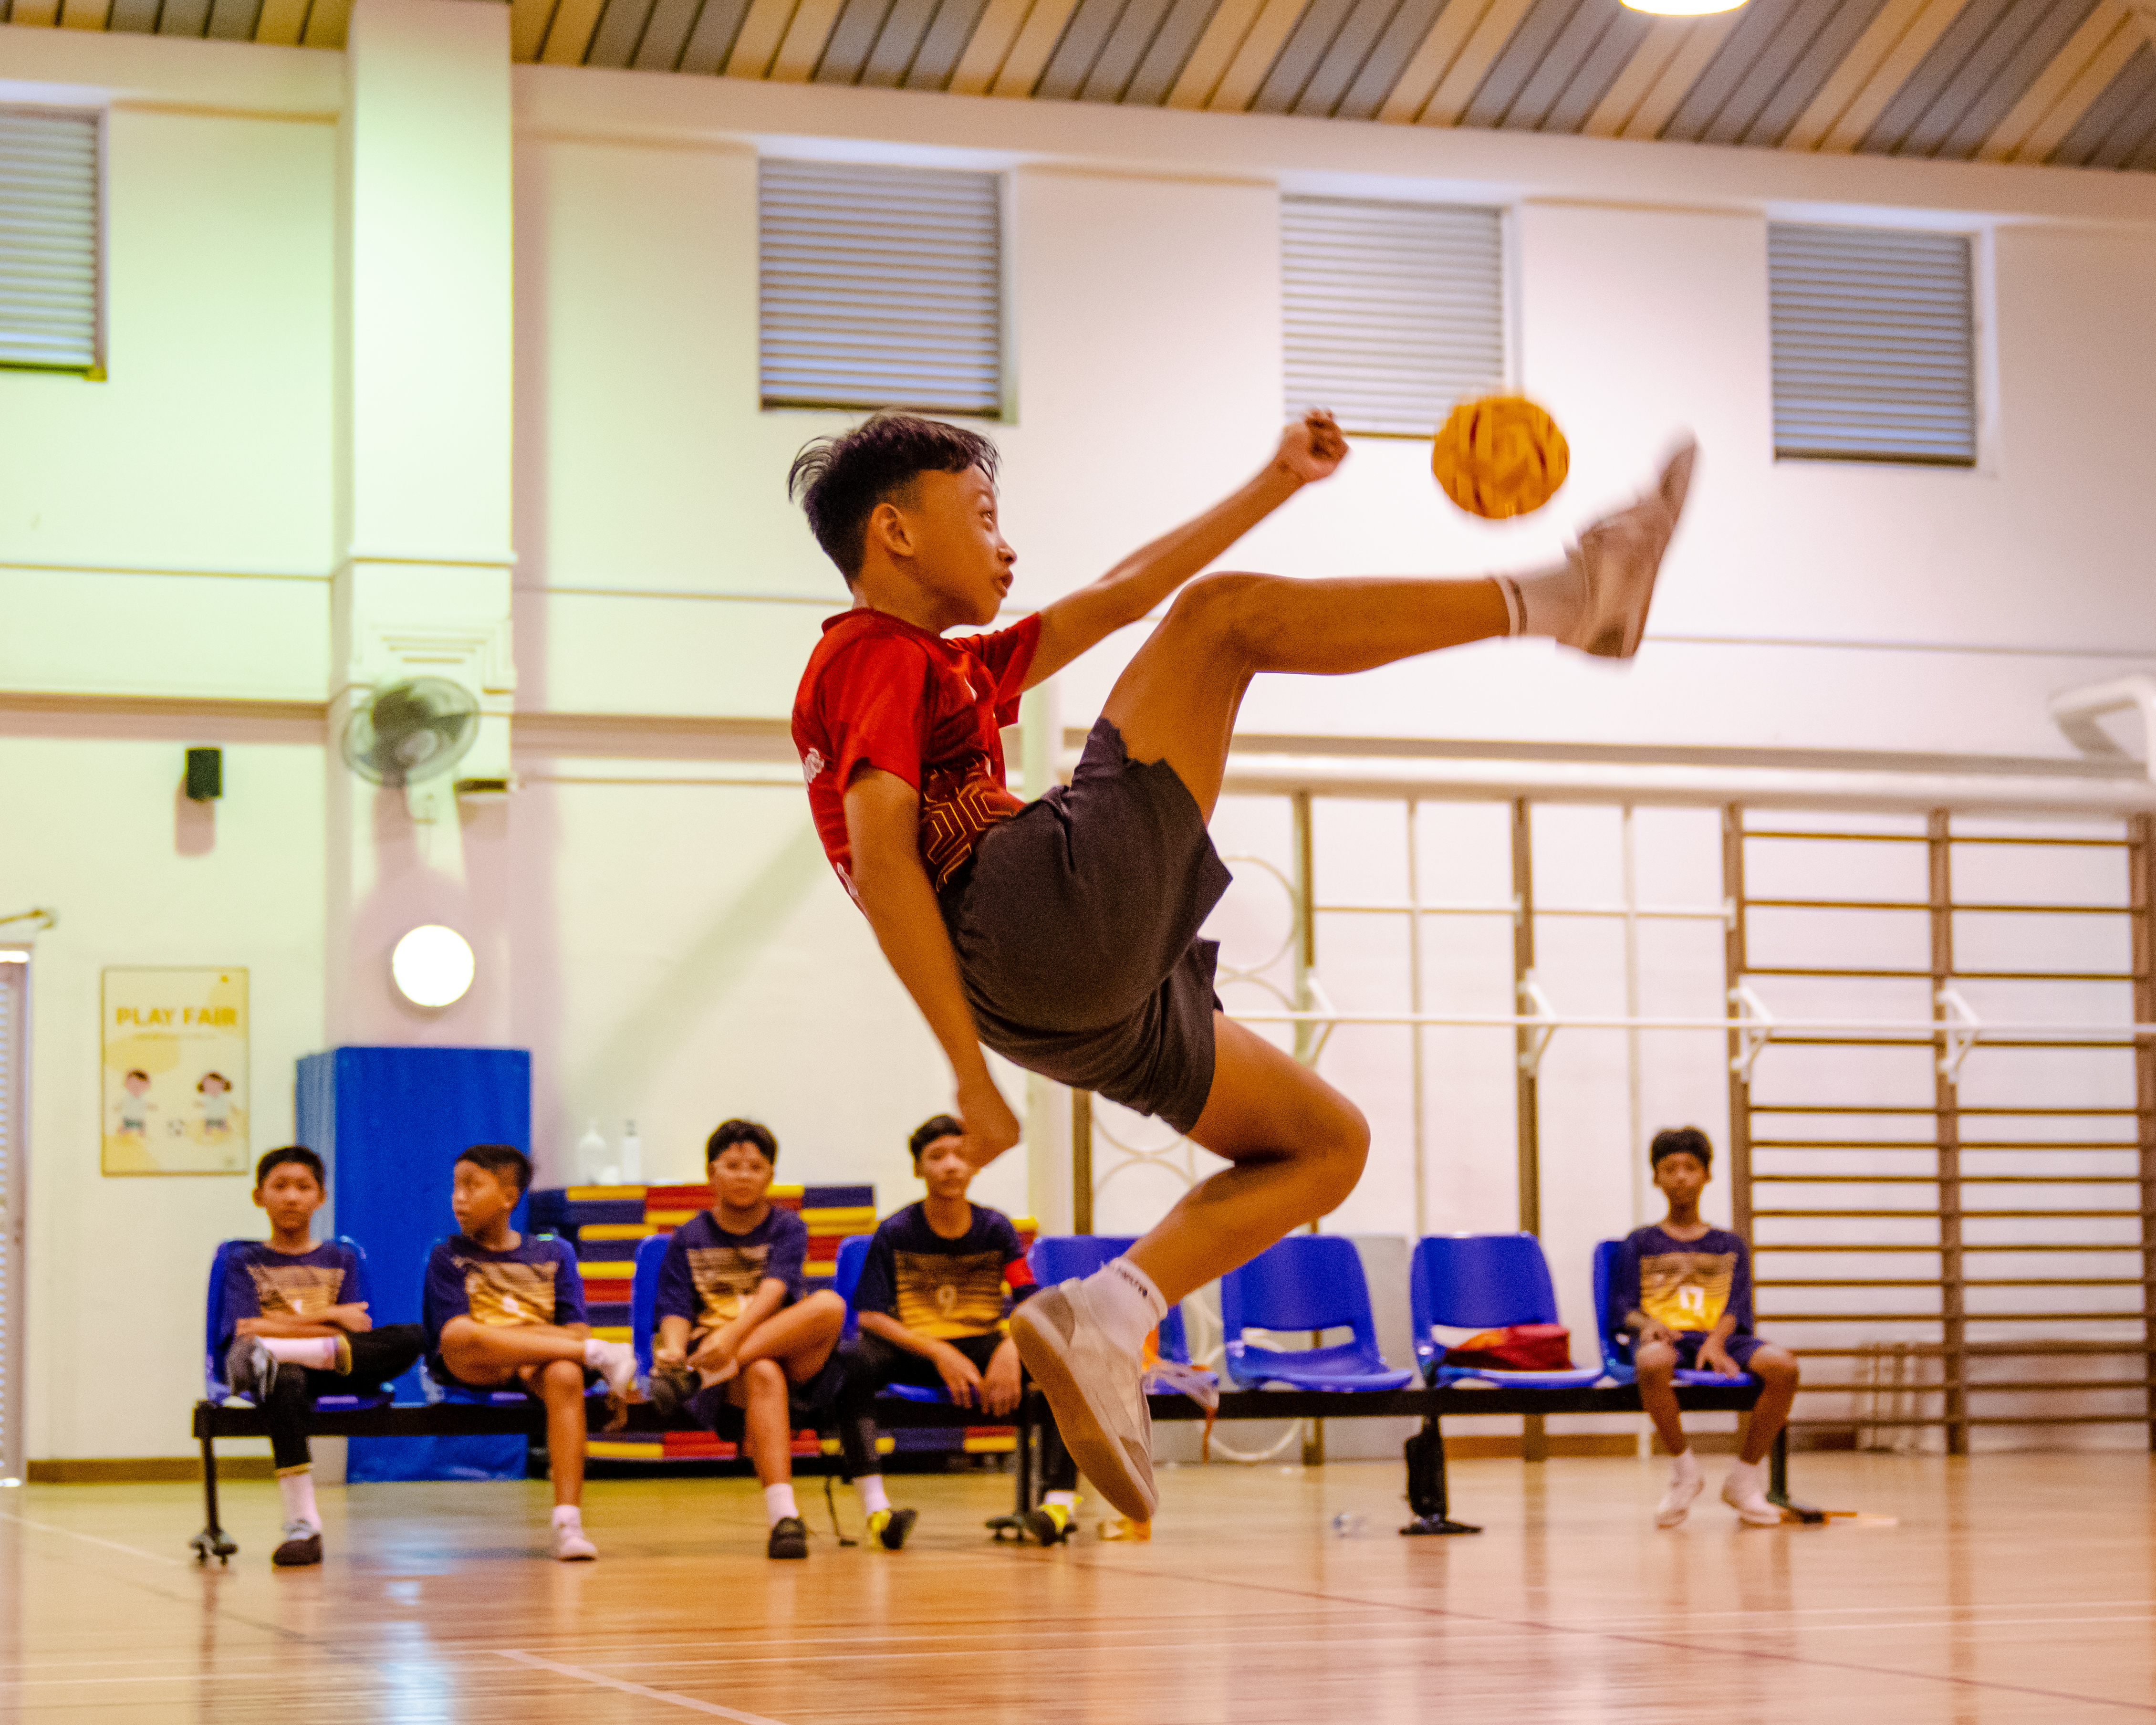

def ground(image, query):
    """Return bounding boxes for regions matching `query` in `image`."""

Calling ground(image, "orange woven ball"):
[1431,396,1570,519]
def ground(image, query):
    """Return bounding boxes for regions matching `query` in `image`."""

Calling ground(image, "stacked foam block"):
[526,1181,1034,1465]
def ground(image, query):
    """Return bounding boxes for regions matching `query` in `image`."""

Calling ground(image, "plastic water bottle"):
[576,1120,608,1185]
[1330,1512,1366,1538]
[620,1119,642,1185]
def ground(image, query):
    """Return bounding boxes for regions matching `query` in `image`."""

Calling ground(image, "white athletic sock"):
[552,1504,582,1530]
[1044,1490,1079,1511]
[855,1475,891,1516]
[1081,1258,1168,1357]
[261,1337,340,1371]
[763,1483,799,1526]
[276,1465,319,1531]
[1494,557,1585,640]
[1670,1446,1699,1480]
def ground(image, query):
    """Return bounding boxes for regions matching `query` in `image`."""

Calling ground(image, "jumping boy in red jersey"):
[790,410,1693,1522]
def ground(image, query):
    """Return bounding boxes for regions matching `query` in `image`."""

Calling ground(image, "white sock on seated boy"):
[277,1465,319,1531]
[259,1336,344,1372]
[1656,1447,1702,1528]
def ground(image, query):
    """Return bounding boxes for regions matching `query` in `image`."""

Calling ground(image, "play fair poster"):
[101,968,250,1175]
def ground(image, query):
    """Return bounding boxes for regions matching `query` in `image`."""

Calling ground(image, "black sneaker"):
[1021,1503,1074,1546]
[224,1336,277,1402]
[767,1516,809,1560]
[868,1506,917,1550]
[271,1521,322,1567]
[646,1363,697,1423]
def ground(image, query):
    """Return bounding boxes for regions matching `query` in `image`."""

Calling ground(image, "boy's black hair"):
[908,1114,965,1162]
[787,412,1001,584]
[458,1142,533,1196]
[1650,1126,1713,1170]
[255,1144,324,1189]
[708,1119,778,1166]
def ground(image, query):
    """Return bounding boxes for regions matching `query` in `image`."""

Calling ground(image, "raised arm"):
[844,767,1021,1167]
[1023,411,1348,688]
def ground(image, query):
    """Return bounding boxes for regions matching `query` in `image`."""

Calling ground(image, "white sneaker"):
[587,1339,639,1404]
[1722,1459,1782,1526]
[1656,1455,1703,1528]
[1010,1280,1156,1523]
[1565,439,1697,659]
[552,1520,598,1561]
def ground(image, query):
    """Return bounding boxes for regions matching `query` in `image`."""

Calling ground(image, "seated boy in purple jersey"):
[789,409,1691,1522]
[649,1119,848,1561]
[837,1115,1082,1549]
[423,1144,639,1562]
[220,1144,425,1568]
[1616,1127,1800,1528]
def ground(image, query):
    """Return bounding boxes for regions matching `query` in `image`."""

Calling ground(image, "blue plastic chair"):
[630,1234,671,1375]
[834,1231,945,1405]
[1408,1234,1604,1389]
[1591,1240,1751,1386]
[203,1236,394,1408]
[1219,1235,1414,1392]
[1029,1234,1207,1375]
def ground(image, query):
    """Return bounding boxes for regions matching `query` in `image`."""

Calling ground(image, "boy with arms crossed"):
[223,1144,425,1567]
[837,1114,1083,1548]
[423,1144,639,1561]
[791,409,1692,1521]
[1616,1127,1801,1528]
[649,1119,848,1560]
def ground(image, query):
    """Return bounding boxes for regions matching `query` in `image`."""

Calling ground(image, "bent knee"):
[1754,1349,1800,1383]
[1162,571,1273,651]
[1305,1097,1370,1215]
[745,1358,787,1392]
[1634,1342,1677,1374]
[538,1358,585,1395]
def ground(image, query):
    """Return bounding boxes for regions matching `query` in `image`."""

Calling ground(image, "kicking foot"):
[1721,1458,1782,1526]
[1566,438,1696,660]
[271,1520,322,1567]
[1656,1453,1703,1528]
[224,1336,278,1402]
[552,1522,598,1562]
[1010,1281,1156,1523]
[867,1507,916,1551]
[767,1516,809,1560]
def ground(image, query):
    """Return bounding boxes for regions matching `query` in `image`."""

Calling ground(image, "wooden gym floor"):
[2,1452,2151,1723]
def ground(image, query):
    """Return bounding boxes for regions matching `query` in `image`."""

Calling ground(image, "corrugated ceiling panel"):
[1660,0,1804,142]
[2083,54,2156,167]
[633,0,704,68]
[2050,41,2156,166]
[1283,196,1504,435]
[1038,0,1139,100]
[157,0,213,34]
[105,0,157,28]
[1293,0,1414,116]
[587,0,657,66]
[906,0,997,87]
[1501,0,1631,131]
[207,0,260,41]
[859,0,942,83]
[1122,0,1225,103]
[1858,0,2011,154]
[678,0,751,69]
[1538,3,1651,134]
[1251,0,1356,113]
[1328,0,1438,119]
[1736,0,1888,146]
[1881,0,2102,158]
[1696,0,1845,146]
[759,158,1002,415]
[1079,0,1181,100]
[815,0,896,81]
[1769,223,1975,465]
[1462,0,1586,130]
[0,108,99,372]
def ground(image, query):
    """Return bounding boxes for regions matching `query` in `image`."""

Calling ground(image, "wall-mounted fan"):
[340,677,480,789]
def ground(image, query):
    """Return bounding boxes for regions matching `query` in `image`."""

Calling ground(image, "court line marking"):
[0,1507,186,1568]
[498,1649,793,1724]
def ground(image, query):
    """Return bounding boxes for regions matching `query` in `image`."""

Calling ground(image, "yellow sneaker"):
[1021,1501,1075,1546]
[866,1506,917,1550]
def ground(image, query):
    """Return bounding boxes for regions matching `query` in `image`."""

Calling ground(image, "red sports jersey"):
[792,608,1042,898]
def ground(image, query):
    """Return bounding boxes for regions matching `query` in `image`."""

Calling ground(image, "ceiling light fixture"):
[390,924,475,1009]
[1622,0,1747,14]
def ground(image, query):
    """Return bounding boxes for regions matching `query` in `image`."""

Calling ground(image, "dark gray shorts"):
[939,719,1232,1134]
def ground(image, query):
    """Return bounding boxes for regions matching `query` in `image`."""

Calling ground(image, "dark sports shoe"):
[224,1336,278,1402]
[271,1520,321,1567]
[867,1506,917,1550]
[646,1363,697,1422]
[1021,1503,1074,1546]
[767,1516,809,1560]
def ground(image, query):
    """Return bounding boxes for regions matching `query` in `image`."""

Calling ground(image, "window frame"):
[0,103,106,382]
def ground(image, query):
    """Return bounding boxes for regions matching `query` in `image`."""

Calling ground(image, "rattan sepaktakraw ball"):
[1430,395,1570,520]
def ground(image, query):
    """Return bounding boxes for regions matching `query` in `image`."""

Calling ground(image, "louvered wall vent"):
[1282,197,1504,437]
[760,158,1002,418]
[1770,224,1977,467]
[0,108,100,376]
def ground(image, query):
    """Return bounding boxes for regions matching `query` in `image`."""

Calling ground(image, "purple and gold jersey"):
[422,1233,586,1342]
[654,1207,809,1337]
[1614,1224,1754,1337]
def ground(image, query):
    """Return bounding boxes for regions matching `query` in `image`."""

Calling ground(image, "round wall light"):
[1622,0,1746,13]
[391,924,475,1009]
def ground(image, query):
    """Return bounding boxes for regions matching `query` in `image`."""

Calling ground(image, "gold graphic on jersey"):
[919,759,1024,889]
[1638,1251,1738,1334]
[246,1261,347,1318]
[459,1259,560,1328]
[687,1244,771,1332]
[893,1248,1008,1340]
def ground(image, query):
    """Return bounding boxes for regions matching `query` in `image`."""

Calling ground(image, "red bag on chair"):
[1441,1324,1574,1372]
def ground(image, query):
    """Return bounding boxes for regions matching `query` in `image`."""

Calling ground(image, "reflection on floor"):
[2,1453,2151,1723]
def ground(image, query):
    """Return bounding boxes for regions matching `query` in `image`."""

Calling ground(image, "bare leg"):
[438,1317,584,1382]
[1737,1346,1800,1464]
[730,1359,794,1487]
[1634,1340,1688,1454]
[1102,573,1509,820]
[526,1357,588,1507]
[732,1292,846,1385]
[1125,1014,1367,1306]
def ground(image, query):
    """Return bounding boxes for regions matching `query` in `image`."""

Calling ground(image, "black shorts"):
[689,1350,847,1443]
[939,719,1232,1135]
[1674,1332,1768,1373]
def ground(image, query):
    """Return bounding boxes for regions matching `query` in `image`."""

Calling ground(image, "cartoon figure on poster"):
[100,968,250,1175]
